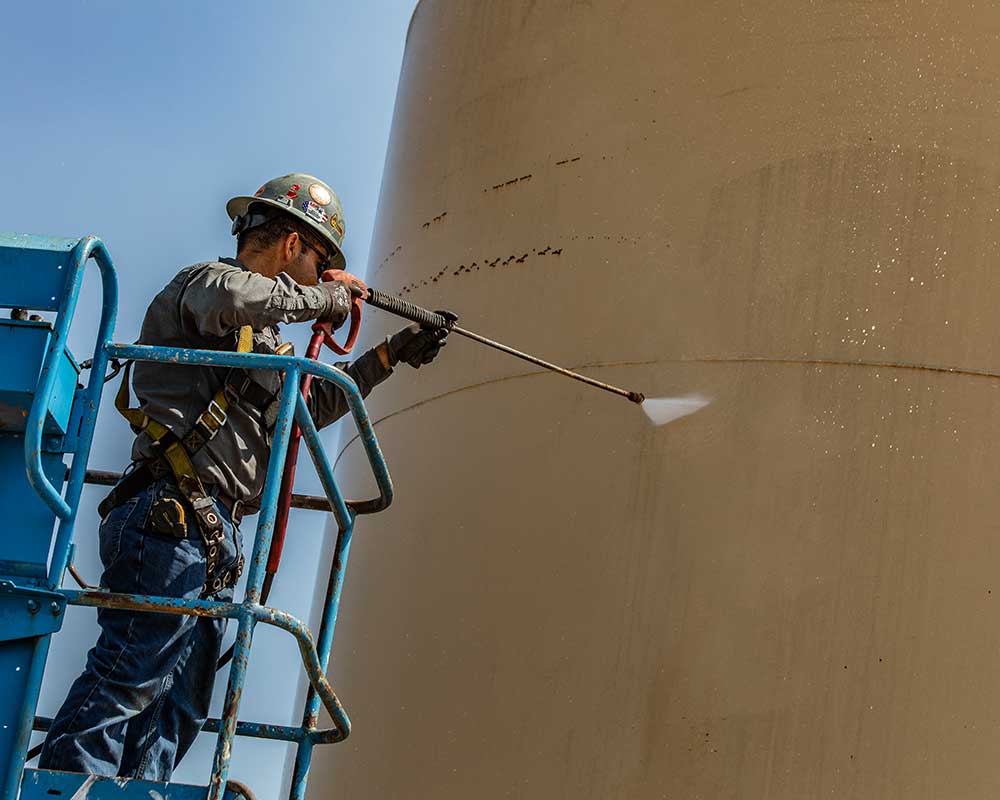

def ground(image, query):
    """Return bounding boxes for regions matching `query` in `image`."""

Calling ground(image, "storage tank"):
[309,2,1000,797]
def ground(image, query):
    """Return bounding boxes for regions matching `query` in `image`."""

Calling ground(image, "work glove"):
[316,281,360,329]
[386,310,458,368]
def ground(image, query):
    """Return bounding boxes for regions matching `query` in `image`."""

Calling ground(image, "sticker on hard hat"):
[254,185,266,197]
[309,183,332,205]
[330,217,344,237]
[301,200,329,223]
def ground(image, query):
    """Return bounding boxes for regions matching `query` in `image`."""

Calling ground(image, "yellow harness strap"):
[104,326,257,595]
[114,325,254,440]
[113,324,257,497]
[237,324,253,354]
[115,361,171,440]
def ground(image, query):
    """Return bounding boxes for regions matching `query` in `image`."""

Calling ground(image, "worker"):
[38,173,449,780]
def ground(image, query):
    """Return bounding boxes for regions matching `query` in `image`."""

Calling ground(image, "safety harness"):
[98,325,278,596]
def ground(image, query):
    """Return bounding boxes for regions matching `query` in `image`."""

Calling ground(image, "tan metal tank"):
[308,2,1000,797]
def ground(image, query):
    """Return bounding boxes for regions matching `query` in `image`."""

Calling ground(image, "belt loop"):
[230,499,244,526]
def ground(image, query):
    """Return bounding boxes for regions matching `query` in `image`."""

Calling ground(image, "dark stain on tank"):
[396,243,566,293]
[374,245,403,274]
[387,231,637,288]
[716,85,757,99]
[421,211,448,229]
[484,174,532,192]
[567,233,640,246]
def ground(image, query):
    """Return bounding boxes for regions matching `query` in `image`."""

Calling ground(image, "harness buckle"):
[224,374,252,405]
[206,399,228,429]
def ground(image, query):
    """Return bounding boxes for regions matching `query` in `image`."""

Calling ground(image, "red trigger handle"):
[314,270,367,355]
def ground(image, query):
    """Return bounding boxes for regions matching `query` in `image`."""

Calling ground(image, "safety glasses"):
[297,235,333,278]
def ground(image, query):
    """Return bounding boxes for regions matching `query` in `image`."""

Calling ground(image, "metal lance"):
[365,288,645,404]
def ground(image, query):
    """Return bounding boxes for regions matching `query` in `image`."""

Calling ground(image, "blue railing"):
[17,236,392,800]
[23,237,118,569]
[1,234,119,800]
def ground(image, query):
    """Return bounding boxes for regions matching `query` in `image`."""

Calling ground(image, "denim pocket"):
[212,508,242,579]
[98,493,144,568]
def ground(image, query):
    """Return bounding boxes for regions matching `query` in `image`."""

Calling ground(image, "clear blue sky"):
[0,1,417,796]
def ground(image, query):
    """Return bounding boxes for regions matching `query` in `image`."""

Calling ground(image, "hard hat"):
[226,173,347,270]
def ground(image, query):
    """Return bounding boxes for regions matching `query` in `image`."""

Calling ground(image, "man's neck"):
[236,250,280,279]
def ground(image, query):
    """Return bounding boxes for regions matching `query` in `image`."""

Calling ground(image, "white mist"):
[641,394,712,427]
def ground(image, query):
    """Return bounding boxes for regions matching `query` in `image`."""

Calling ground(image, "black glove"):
[316,281,356,328]
[386,310,458,368]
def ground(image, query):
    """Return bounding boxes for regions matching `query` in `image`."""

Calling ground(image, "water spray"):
[368,289,716,426]
[641,394,712,427]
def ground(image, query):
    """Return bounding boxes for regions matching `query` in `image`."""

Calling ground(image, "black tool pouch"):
[148,497,188,539]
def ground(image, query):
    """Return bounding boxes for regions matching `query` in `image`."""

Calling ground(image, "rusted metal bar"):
[33,714,309,745]
[66,563,96,591]
[61,588,350,742]
[78,469,335,512]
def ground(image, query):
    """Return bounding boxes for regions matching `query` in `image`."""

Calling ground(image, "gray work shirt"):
[130,258,391,504]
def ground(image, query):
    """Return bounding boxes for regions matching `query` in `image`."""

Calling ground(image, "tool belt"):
[98,326,276,596]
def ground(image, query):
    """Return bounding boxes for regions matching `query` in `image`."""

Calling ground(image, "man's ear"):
[281,231,300,263]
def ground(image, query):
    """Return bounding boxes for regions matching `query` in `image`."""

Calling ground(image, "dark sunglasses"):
[291,232,333,277]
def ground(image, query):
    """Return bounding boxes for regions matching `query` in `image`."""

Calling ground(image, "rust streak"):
[75,592,221,617]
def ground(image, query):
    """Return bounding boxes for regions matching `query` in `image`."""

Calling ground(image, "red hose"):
[263,327,324,595]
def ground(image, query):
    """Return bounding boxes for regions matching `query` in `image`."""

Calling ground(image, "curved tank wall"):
[310,2,1000,797]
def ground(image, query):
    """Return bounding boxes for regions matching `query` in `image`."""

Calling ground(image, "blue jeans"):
[39,478,243,780]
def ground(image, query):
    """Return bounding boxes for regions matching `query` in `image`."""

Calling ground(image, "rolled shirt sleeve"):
[131,259,394,503]
[178,264,332,337]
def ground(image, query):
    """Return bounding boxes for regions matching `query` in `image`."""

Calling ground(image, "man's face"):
[282,232,331,286]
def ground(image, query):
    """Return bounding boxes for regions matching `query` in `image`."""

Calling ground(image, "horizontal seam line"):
[335,354,997,468]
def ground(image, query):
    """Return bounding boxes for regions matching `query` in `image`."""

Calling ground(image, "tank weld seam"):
[666,355,1000,379]
[334,354,996,466]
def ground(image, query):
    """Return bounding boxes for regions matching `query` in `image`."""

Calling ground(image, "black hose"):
[365,288,452,329]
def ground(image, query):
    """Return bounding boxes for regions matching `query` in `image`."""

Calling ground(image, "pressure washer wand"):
[365,288,645,404]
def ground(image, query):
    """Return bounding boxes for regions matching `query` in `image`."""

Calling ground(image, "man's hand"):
[385,311,457,368]
[317,281,360,329]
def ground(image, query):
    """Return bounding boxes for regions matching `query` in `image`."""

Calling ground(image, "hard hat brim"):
[226,195,347,271]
